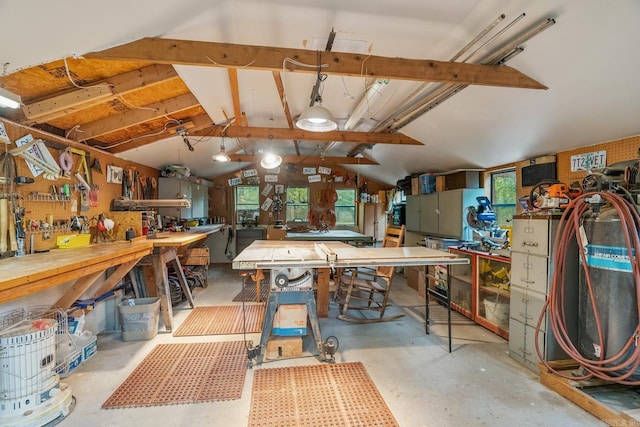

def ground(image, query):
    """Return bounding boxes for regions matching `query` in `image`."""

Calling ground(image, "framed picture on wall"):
[275,184,285,194]
[107,165,123,184]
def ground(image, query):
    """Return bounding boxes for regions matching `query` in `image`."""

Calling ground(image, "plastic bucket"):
[484,298,509,327]
[118,297,160,341]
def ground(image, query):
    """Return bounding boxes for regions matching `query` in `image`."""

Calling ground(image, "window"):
[335,189,356,226]
[491,169,517,227]
[285,187,309,222]
[236,186,259,224]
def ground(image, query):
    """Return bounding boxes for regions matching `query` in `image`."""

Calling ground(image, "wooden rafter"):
[272,71,300,155]
[228,154,378,165]
[85,37,547,89]
[101,113,214,153]
[22,64,180,124]
[191,125,422,145]
[227,68,242,124]
[71,93,200,142]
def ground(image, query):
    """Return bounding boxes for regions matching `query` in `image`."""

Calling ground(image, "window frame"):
[490,168,517,227]
[285,186,310,222]
[235,185,260,223]
[334,188,357,226]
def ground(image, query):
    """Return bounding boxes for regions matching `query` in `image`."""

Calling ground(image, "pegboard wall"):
[556,135,640,185]
[492,134,640,214]
[1,118,160,252]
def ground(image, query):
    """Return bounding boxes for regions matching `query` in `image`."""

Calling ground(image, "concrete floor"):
[61,265,605,427]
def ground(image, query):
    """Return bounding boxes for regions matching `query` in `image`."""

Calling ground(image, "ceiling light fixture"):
[213,137,231,162]
[0,87,21,109]
[260,152,282,169]
[296,51,337,132]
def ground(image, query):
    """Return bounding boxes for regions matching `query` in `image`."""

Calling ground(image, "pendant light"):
[260,152,282,169]
[213,137,231,162]
[295,51,337,132]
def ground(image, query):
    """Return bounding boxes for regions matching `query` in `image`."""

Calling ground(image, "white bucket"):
[484,298,509,327]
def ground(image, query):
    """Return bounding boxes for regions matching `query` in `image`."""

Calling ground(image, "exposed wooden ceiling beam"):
[71,93,200,141]
[192,125,422,145]
[227,68,242,125]
[85,37,547,90]
[97,113,213,153]
[228,154,378,165]
[272,71,300,155]
[22,64,180,124]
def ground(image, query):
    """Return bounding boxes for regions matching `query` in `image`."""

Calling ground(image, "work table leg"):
[316,268,329,318]
[152,253,173,332]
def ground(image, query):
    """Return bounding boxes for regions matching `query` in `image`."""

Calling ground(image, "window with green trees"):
[285,187,309,222]
[335,189,356,226]
[235,186,259,224]
[491,169,516,227]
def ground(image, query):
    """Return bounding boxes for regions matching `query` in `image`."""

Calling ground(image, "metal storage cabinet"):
[508,215,578,371]
[158,177,192,219]
[236,227,266,255]
[406,188,483,240]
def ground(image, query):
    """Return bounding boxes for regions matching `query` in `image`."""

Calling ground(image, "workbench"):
[0,240,154,307]
[142,225,222,331]
[285,229,374,246]
[232,240,468,318]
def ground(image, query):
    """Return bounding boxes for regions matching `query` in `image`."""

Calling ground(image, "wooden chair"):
[335,225,406,323]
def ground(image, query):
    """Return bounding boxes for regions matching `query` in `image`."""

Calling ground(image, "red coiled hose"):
[536,191,640,384]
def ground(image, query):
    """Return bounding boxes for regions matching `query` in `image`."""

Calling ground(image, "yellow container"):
[57,234,91,248]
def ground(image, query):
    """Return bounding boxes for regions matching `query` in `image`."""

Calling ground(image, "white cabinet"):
[158,178,209,220]
[406,189,483,240]
[191,183,208,219]
[508,216,579,371]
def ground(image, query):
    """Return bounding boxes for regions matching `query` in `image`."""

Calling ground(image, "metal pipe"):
[450,14,506,61]
[461,13,526,63]
[389,18,556,131]
[372,14,511,132]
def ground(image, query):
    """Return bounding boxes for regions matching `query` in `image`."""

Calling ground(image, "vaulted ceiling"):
[1,1,639,186]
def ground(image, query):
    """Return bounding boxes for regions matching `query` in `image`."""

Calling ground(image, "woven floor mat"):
[249,362,399,426]
[232,282,269,302]
[173,305,265,336]
[102,341,247,408]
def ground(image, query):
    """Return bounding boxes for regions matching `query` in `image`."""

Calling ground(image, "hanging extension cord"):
[536,191,640,384]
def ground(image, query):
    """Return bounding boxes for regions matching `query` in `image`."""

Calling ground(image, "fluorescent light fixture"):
[296,105,337,132]
[213,137,231,162]
[260,153,282,169]
[0,87,21,109]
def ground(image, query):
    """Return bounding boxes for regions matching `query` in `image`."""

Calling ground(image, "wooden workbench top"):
[147,225,223,247]
[0,240,154,291]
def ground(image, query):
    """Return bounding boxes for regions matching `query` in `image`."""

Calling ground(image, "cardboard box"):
[411,176,420,195]
[273,304,307,336]
[436,176,446,192]
[266,336,303,359]
[267,227,287,240]
[445,171,480,190]
[405,266,421,291]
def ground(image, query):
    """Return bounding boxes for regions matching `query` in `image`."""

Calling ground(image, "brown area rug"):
[249,362,399,426]
[173,305,265,336]
[102,341,247,408]
[232,282,269,302]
